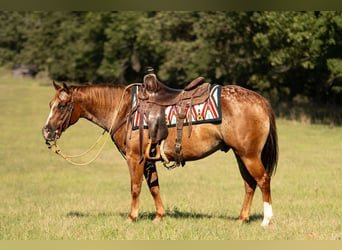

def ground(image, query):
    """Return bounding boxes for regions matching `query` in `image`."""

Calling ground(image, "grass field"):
[0,70,341,240]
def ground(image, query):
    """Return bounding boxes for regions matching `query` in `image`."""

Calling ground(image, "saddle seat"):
[142,73,210,106]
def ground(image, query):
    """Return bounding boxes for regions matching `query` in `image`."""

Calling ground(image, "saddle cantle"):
[136,68,211,167]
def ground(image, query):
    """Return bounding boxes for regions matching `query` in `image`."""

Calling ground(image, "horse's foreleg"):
[235,153,257,223]
[240,156,273,227]
[127,158,144,222]
[144,161,165,222]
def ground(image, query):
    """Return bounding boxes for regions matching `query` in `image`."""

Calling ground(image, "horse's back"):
[220,85,271,116]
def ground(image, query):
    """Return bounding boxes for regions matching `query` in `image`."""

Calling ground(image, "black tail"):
[262,107,279,176]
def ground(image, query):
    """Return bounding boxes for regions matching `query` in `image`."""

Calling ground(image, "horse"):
[42,80,278,227]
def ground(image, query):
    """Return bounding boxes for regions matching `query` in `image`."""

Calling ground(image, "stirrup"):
[160,140,180,170]
[145,138,161,161]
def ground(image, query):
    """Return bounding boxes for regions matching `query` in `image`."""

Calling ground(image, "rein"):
[47,83,142,166]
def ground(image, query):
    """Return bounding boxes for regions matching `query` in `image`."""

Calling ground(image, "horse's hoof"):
[126,217,135,224]
[236,218,249,225]
[152,216,162,224]
[260,218,271,227]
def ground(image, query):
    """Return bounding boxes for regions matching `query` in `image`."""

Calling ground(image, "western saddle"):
[136,68,210,168]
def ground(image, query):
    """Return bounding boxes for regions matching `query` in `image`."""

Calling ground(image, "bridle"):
[46,83,142,166]
[45,95,74,147]
[58,97,74,139]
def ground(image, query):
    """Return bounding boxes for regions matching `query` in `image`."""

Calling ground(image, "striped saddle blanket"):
[131,84,222,130]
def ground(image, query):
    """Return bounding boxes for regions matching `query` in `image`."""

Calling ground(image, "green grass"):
[0,71,342,239]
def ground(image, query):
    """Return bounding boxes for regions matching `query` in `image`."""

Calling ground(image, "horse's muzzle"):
[42,125,59,142]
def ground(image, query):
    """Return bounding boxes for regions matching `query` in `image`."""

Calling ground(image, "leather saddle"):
[136,70,211,167]
[141,73,210,106]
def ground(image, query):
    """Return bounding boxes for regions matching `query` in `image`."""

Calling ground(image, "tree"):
[0,11,28,66]
[251,11,342,104]
[98,11,148,84]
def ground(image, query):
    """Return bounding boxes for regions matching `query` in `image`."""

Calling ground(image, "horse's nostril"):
[42,126,53,140]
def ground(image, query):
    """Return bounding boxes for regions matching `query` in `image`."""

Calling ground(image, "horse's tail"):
[262,107,279,176]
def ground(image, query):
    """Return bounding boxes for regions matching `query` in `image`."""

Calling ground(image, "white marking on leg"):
[261,202,273,227]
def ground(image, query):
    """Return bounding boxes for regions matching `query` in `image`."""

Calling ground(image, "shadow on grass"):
[66,208,263,222]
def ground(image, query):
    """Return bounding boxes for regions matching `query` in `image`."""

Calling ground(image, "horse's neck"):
[74,85,129,131]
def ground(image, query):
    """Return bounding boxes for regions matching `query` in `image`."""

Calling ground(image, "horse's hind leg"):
[234,153,257,223]
[144,160,165,222]
[239,155,273,227]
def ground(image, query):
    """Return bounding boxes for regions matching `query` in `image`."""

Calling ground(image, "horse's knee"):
[150,186,160,198]
[131,183,142,198]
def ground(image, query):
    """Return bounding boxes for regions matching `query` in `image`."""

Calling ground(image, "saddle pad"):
[131,84,222,130]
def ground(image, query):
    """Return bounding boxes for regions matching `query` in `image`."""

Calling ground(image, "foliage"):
[251,11,342,104]
[1,11,342,105]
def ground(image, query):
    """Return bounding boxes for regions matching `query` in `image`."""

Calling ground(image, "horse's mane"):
[72,84,127,109]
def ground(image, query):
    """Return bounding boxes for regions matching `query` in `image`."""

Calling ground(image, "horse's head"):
[42,81,76,143]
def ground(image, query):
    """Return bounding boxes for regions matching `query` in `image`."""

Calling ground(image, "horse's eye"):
[57,103,67,110]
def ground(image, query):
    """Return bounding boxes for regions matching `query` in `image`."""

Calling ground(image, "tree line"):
[1,11,342,106]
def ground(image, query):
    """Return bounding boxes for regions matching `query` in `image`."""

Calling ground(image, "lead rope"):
[48,83,142,166]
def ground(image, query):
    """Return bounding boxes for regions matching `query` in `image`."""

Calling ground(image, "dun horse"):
[42,77,278,227]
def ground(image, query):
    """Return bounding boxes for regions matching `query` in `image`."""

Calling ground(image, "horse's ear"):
[62,82,70,94]
[53,80,61,90]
